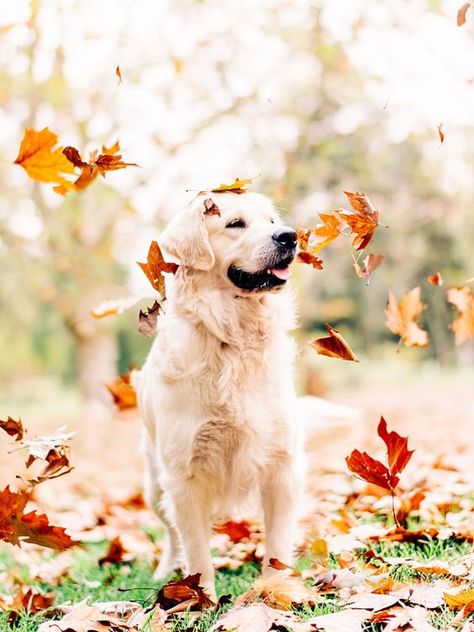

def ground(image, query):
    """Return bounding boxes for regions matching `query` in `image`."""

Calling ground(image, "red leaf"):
[345,450,397,491]
[214,520,251,543]
[309,324,359,362]
[377,416,414,477]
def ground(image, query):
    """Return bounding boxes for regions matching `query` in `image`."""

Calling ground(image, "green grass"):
[1,536,473,631]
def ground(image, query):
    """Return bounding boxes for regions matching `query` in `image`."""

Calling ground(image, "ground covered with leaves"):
[1,374,474,632]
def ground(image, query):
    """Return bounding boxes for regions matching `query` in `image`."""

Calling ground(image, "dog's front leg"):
[261,457,302,573]
[167,482,216,601]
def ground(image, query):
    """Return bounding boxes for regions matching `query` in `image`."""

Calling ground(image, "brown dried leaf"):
[457,2,471,26]
[203,198,221,216]
[353,253,384,279]
[385,287,429,348]
[99,537,129,566]
[309,324,359,362]
[156,574,214,611]
[138,301,161,337]
[0,416,24,442]
[296,251,324,269]
[137,240,179,299]
[107,374,137,411]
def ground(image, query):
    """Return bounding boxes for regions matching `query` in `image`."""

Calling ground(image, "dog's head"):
[160,192,297,293]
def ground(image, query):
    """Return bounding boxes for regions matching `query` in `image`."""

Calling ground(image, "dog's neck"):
[167,268,297,347]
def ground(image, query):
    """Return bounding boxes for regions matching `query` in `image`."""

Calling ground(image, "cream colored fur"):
[136,192,305,600]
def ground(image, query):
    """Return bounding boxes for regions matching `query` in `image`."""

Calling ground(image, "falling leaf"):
[457,2,471,26]
[211,177,254,194]
[91,295,142,319]
[296,251,324,269]
[138,301,161,337]
[309,323,359,362]
[0,416,24,442]
[385,287,429,348]
[203,198,221,216]
[214,520,251,543]
[377,416,414,477]
[310,212,345,254]
[437,123,445,144]
[14,128,75,192]
[353,253,384,279]
[0,487,77,550]
[445,588,474,609]
[99,537,130,566]
[447,286,474,345]
[339,191,380,251]
[427,272,443,287]
[23,427,74,483]
[346,449,396,491]
[106,374,137,411]
[115,64,122,84]
[156,574,214,611]
[137,240,178,299]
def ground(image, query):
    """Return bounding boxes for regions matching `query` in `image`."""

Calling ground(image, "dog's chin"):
[227,255,294,293]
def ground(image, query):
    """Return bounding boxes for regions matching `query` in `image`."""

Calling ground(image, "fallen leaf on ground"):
[306,608,372,632]
[385,287,429,348]
[353,253,384,279]
[445,587,474,609]
[0,487,77,550]
[14,128,75,192]
[98,536,130,565]
[339,191,380,251]
[447,286,474,345]
[309,323,359,362]
[214,520,251,543]
[137,240,178,299]
[457,2,471,26]
[37,600,137,631]
[138,301,161,337]
[210,602,310,632]
[156,573,214,612]
[211,177,254,194]
[427,272,443,287]
[106,374,137,410]
[238,573,316,610]
[0,417,24,441]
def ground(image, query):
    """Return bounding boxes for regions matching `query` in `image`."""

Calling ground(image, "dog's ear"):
[160,198,215,271]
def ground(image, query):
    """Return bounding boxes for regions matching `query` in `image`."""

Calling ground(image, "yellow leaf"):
[310,538,328,560]
[445,588,474,610]
[14,128,75,192]
[211,177,254,194]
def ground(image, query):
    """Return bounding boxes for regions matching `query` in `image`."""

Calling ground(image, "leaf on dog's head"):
[211,177,254,194]
[138,301,161,337]
[309,324,359,362]
[353,253,384,280]
[137,241,178,299]
[106,374,137,410]
[339,191,380,251]
[385,287,429,348]
[427,272,443,287]
[296,251,324,269]
[447,286,474,345]
[0,417,24,442]
[203,198,221,216]
[457,2,471,26]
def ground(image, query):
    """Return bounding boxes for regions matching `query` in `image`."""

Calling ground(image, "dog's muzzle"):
[227,229,297,292]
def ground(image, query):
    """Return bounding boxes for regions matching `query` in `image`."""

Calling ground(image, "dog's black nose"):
[272,228,297,249]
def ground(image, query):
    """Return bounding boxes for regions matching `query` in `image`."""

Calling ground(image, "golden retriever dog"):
[136,192,313,600]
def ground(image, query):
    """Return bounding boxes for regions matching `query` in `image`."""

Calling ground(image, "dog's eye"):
[226,218,246,229]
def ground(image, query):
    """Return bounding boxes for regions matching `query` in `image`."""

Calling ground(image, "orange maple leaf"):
[385,287,429,348]
[447,286,474,345]
[106,373,137,411]
[311,212,344,253]
[137,240,179,299]
[309,324,359,362]
[14,128,75,192]
[339,191,380,251]
[0,487,77,550]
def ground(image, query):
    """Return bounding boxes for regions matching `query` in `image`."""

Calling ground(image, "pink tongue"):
[270,266,291,280]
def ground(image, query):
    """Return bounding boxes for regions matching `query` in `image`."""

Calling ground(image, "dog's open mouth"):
[227,255,295,292]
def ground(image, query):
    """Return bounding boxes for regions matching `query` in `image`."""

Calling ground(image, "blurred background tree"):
[0,0,472,410]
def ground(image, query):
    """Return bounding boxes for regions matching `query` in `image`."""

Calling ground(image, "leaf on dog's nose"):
[137,241,178,300]
[210,177,254,194]
[309,324,359,362]
[296,251,323,269]
[339,191,380,251]
[385,287,429,348]
[203,198,221,216]
[106,373,137,410]
[353,253,384,280]
[138,301,161,337]
[447,286,474,345]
